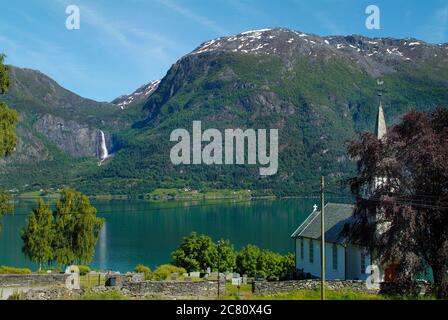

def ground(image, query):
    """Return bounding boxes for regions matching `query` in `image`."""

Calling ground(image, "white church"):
[291,101,397,283]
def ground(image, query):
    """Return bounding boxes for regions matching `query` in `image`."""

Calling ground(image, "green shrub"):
[153,265,187,281]
[134,264,151,274]
[37,267,61,274]
[79,290,127,300]
[78,265,91,276]
[0,266,32,274]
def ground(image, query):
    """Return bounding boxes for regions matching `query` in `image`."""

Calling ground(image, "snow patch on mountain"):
[112,80,160,109]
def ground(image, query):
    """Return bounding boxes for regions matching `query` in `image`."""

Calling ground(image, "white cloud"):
[157,0,229,35]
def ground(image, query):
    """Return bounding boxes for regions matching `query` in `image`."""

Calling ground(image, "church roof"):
[291,203,355,244]
[375,101,387,140]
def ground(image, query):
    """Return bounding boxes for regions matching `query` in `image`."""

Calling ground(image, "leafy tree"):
[172,232,217,272]
[257,250,285,280]
[236,245,294,280]
[236,244,262,277]
[21,198,54,270]
[346,108,448,299]
[0,191,12,230]
[216,239,237,272]
[0,54,18,227]
[52,188,104,266]
[171,232,237,272]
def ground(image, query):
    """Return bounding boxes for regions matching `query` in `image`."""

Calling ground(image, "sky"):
[0,0,447,102]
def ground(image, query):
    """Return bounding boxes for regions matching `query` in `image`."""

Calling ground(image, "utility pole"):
[217,240,221,300]
[320,176,325,300]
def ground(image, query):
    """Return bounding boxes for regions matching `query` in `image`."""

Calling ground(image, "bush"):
[0,266,32,274]
[134,264,151,274]
[78,265,91,276]
[153,265,187,281]
[37,267,61,274]
[134,265,153,280]
[236,246,294,280]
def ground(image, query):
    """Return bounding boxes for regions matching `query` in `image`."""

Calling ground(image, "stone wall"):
[252,280,378,296]
[0,274,70,289]
[105,273,144,286]
[122,280,226,298]
[22,288,82,300]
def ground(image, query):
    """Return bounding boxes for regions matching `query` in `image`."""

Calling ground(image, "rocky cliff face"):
[0,67,119,160]
[33,114,111,158]
[0,67,119,190]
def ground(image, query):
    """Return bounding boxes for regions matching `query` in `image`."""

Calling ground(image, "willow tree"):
[0,54,18,227]
[346,108,448,299]
[21,198,54,270]
[52,188,104,266]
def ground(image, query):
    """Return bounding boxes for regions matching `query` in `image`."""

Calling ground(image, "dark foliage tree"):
[346,108,448,298]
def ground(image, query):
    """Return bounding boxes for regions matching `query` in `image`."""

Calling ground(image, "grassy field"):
[221,283,387,300]
[75,286,433,300]
[145,188,253,202]
[17,190,61,200]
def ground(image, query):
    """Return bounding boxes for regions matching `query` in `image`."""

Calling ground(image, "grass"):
[79,274,106,288]
[255,289,387,300]
[77,290,128,300]
[18,190,61,200]
[223,283,253,300]
[145,188,253,202]
[0,266,32,274]
[221,285,435,300]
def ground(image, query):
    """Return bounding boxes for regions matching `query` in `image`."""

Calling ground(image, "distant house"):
[291,100,396,283]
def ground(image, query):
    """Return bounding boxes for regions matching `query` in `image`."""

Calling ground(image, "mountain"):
[89,28,447,196]
[1,28,447,195]
[112,80,160,109]
[0,66,135,190]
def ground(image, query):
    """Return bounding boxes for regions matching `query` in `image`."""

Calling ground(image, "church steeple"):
[375,79,387,140]
[375,100,387,140]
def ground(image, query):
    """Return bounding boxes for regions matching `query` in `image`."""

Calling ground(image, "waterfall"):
[98,130,109,160]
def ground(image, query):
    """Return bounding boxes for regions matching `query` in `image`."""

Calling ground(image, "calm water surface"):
[0,198,339,272]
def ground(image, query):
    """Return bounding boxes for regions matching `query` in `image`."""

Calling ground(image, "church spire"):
[375,100,387,140]
[375,79,387,140]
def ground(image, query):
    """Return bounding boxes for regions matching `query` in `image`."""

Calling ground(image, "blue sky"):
[0,0,447,101]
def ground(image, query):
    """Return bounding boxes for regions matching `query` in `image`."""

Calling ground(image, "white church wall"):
[295,238,345,280]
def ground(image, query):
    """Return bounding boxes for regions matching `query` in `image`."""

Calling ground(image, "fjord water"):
[0,198,333,272]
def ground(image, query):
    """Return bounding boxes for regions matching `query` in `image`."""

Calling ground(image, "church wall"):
[295,238,345,280]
